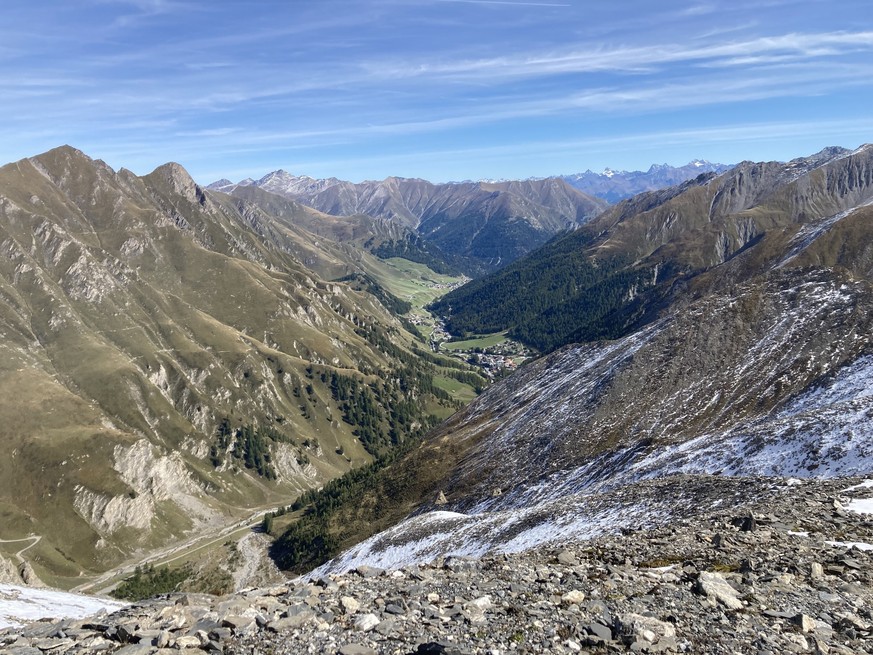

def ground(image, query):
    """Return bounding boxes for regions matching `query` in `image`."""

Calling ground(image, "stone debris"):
[1,477,872,654]
[695,571,743,609]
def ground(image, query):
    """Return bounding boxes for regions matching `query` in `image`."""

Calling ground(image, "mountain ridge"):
[561,159,732,202]
[3,144,873,653]
[263,143,873,583]
[431,145,873,351]
[209,174,607,275]
[0,145,464,587]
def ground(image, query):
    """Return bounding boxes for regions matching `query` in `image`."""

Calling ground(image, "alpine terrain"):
[347,144,873,562]
[2,145,873,655]
[562,160,731,203]
[209,174,607,275]
[0,146,477,592]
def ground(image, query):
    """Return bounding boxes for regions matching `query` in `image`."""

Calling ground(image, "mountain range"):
[208,161,728,275]
[271,144,873,576]
[562,159,731,203]
[432,146,870,350]
[1,144,872,649]
[0,146,471,588]
[209,174,607,275]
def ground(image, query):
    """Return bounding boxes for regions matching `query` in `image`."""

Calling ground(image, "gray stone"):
[354,565,384,578]
[353,613,380,632]
[696,571,744,610]
[587,621,613,641]
[113,646,154,655]
[615,613,676,645]
[220,615,256,634]
[557,550,577,565]
[32,637,75,651]
[375,618,395,636]
[338,644,377,655]
[266,611,315,632]
[792,613,816,633]
[561,589,586,605]
[174,635,203,648]
[340,596,360,614]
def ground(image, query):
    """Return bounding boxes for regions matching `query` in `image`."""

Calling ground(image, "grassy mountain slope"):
[0,146,465,587]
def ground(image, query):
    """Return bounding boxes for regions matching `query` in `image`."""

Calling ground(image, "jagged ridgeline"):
[432,146,873,352]
[0,146,467,586]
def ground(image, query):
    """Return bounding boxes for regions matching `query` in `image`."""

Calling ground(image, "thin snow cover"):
[317,275,873,575]
[842,479,873,516]
[0,584,125,630]
[826,541,873,552]
[316,492,657,576]
[469,353,873,517]
[314,476,747,576]
[842,479,873,493]
[778,196,873,267]
[627,355,873,481]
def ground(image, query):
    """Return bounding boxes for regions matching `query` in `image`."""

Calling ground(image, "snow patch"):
[0,584,125,630]
[845,498,873,516]
[826,540,873,551]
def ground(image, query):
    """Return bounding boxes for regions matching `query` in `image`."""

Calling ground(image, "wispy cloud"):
[436,0,572,6]
[364,30,873,81]
[1,0,872,182]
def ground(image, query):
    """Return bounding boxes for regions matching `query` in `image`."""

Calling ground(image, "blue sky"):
[3,0,873,183]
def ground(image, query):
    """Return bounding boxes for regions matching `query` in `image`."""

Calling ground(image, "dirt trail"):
[0,535,41,563]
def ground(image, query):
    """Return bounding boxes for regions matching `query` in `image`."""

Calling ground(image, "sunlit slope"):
[0,146,457,585]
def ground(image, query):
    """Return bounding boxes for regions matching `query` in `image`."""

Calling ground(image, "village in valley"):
[412,315,534,379]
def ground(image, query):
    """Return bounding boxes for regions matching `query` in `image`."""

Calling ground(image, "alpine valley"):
[2,145,873,655]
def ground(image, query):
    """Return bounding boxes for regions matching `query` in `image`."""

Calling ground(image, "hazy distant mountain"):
[562,160,732,203]
[209,174,607,275]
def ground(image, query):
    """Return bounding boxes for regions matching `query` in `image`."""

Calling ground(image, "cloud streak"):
[364,30,873,81]
[1,0,872,182]
[436,0,572,6]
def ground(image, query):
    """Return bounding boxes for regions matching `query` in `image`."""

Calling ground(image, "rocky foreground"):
[2,476,872,655]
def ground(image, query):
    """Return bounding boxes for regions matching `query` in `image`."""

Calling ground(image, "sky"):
[2,0,873,184]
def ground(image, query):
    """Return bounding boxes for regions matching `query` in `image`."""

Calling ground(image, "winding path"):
[0,535,42,564]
